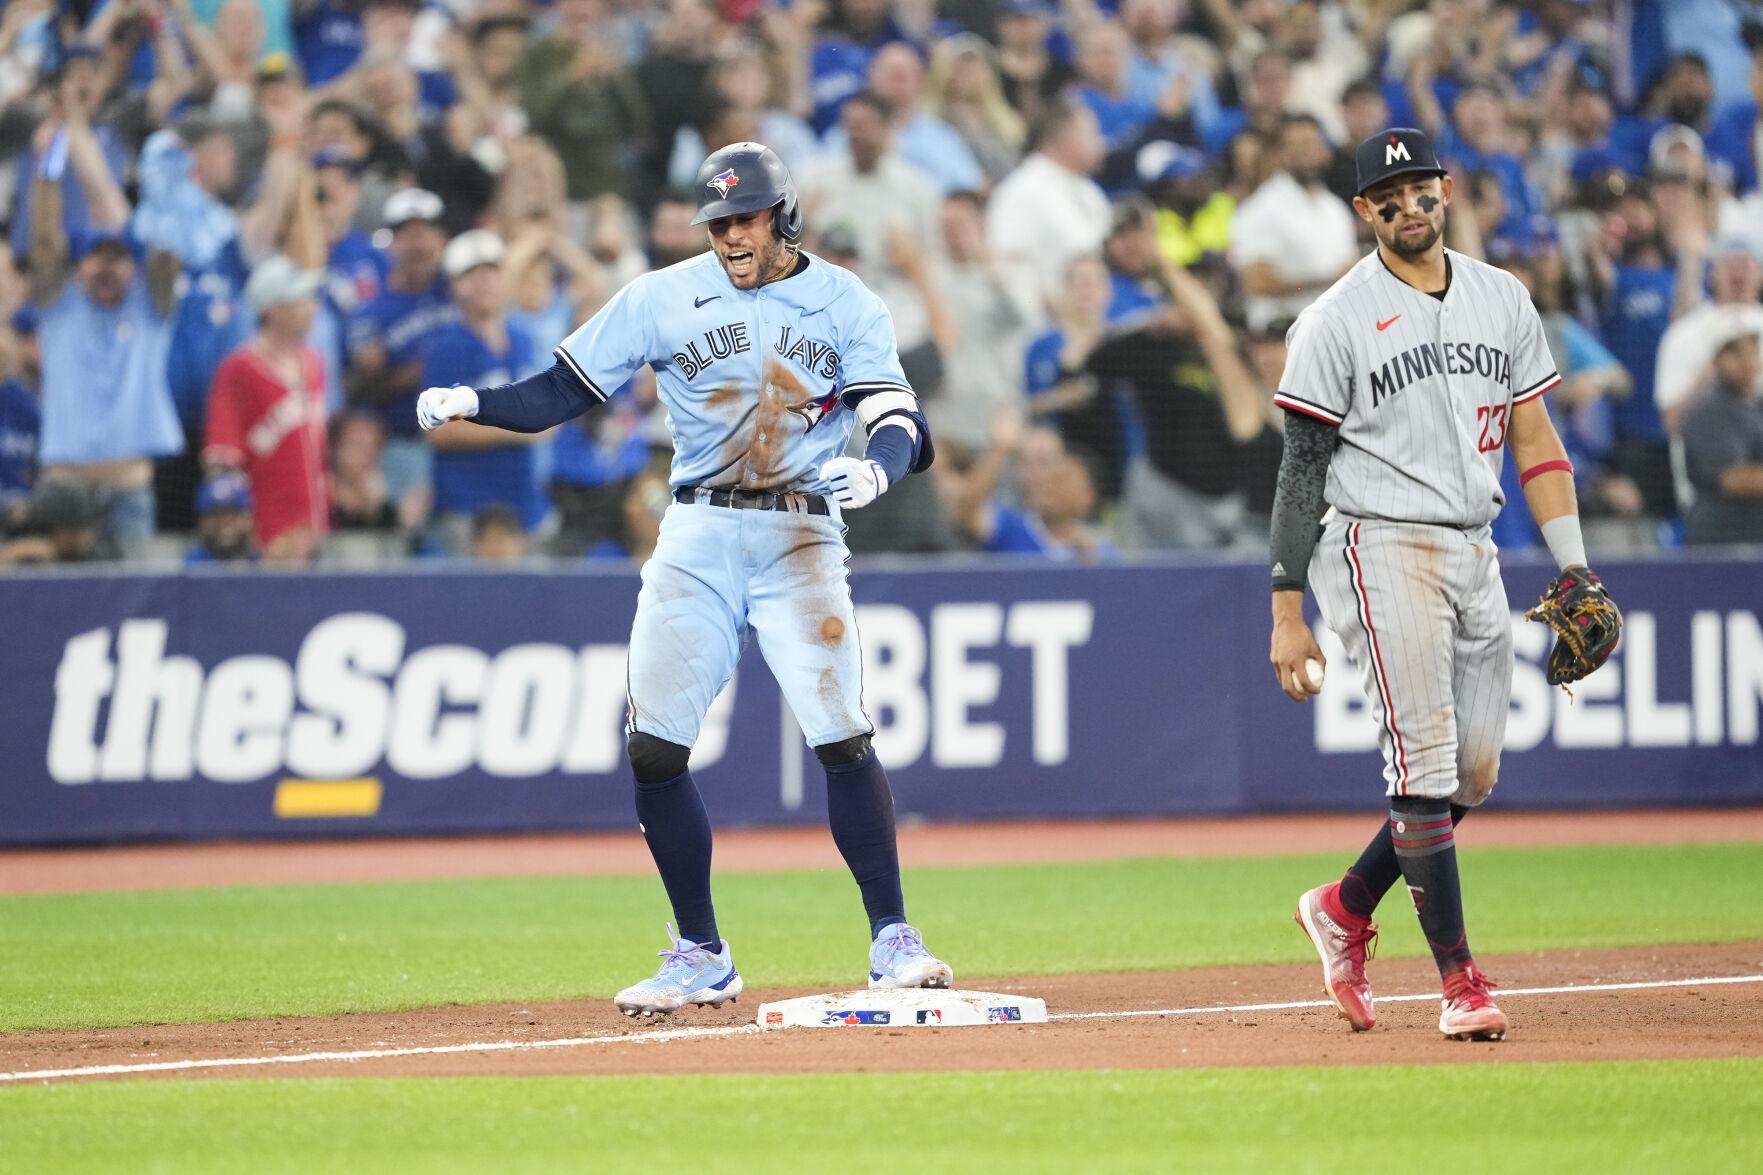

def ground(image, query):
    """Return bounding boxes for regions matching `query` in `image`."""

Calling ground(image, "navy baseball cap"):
[69,226,141,262]
[1354,127,1446,196]
[311,146,363,174]
[196,473,252,515]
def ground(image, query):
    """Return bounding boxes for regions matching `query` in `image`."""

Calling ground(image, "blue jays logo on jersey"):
[707,168,740,197]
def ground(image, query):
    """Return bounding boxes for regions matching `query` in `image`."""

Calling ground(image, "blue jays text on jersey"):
[552,250,928,492]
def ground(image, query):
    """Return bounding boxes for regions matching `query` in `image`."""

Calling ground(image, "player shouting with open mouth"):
[417,144,953,1016]
[1268,128,1619,1041]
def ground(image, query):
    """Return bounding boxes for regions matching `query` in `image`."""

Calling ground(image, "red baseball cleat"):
[1294,883,1379,1031]
[1439,962,1507,1040]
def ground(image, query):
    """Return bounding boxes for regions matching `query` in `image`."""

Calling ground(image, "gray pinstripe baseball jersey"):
[1275,248,1561,802]
[1274,249,1560,526]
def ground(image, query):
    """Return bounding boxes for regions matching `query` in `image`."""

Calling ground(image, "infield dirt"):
[4,810,1760,1085]
[3,942,1759,1082]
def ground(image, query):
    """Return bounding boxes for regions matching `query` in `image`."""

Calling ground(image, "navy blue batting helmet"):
[691,142,803,243]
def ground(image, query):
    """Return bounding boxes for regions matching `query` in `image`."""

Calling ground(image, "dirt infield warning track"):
[6,808,1762,895]
[3,943,1760,1084]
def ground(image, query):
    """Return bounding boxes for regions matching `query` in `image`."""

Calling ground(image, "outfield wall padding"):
[2,553,1759,844]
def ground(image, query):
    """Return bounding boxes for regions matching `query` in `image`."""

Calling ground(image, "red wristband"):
[1519,458,1573,487]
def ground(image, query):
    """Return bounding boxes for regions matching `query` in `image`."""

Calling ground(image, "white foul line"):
[1045,973,1763,1021]
[0,1021,765,1084]
[2,973,1758,1085]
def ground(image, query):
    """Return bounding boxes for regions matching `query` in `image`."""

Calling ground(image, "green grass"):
[3,1061,1760,1173]
[1,843,1759,1033]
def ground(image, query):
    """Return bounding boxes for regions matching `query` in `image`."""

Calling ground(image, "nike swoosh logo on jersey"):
[1376,315,1401,331]
[695,295,721,308]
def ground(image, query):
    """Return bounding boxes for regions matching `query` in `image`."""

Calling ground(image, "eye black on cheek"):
[1378,201,1400,222]
[1416,194,1440,213]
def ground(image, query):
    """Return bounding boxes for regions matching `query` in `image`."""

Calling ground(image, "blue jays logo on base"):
[987,1006,1022,1022]
[708,168,740,197]
[822,1009,891,1025]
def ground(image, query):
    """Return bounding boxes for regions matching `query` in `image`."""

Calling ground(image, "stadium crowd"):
[0,0,1759,567]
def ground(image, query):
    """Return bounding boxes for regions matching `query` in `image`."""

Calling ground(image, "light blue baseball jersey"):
[554,251,915,493]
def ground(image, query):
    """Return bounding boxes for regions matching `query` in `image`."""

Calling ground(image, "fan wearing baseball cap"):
[344,188,460,525]
[27,88,183,557]
[421,230,551,555]
[203,255,331,564]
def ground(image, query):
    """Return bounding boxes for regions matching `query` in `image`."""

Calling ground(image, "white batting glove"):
[416,385,479,431]
[820,457,889,509]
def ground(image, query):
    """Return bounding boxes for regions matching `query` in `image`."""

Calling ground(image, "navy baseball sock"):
[1338,803,1467,919]
[635,770,720,953]
[824,749,907,939]
[1389,797,1475,975]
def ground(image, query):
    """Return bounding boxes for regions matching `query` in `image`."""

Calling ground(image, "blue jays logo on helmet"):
[708,168,740,198]
[692,143,803,242]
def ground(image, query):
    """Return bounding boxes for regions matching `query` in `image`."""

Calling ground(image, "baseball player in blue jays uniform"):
[417,143,953,1016]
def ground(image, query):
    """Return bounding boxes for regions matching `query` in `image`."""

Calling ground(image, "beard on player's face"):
[1385,219,1442,256]
[709,212,788,289]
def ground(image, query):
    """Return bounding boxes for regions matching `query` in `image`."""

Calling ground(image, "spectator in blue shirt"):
[1023,252,1134,505]
[294,0,365,85]
[346,187,458,526]
[1101,196,1167,328]
[166,252,252,437]
[1119,0,1220,142]
[312,148,388,409]
[1074,20,1157,151]
[0,324,39,531]
[1704,24,1762,195]
[184,471,255,564]
[863,42,984,193]
[548,373,654,558]
[1595,183,1681,518]
[9,46,132,264]
[951,417,1116,562]
[421,230,551,555]
[807,0,912,134]
[28,107,182,556]
[1438,82,1544,234]
[1492,240,1641,550]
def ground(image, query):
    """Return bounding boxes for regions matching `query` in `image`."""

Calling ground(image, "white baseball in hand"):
[820,457,889,509]
[416,385,479,431]
[1290,657,1325,695]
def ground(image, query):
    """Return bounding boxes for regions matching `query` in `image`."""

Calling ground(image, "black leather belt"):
[673,486,831,516]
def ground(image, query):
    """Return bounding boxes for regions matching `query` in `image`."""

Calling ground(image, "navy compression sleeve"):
[1268,411,1338,592]
[864,423,915,484]
[470,360,601,433]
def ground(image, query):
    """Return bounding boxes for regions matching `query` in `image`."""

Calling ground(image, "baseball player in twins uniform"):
[417,143,953,1015]
[1269,129,1607,1040]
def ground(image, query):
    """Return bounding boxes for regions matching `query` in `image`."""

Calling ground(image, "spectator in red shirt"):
[203,255,331,564]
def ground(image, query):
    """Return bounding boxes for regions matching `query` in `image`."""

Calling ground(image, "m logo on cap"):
[1385,139,1411,165]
